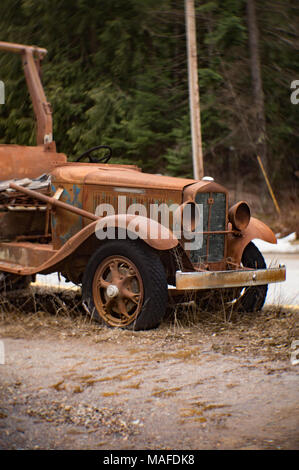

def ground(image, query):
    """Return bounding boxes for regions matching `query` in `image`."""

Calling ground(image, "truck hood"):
[51,163,198,191]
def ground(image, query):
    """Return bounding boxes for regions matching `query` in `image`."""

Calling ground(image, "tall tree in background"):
[0,0,297,195]
[246,0,268,179]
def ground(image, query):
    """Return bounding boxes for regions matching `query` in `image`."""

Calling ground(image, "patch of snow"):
[253,232,299,254]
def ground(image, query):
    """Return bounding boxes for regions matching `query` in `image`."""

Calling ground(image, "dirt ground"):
[0,287,298,450]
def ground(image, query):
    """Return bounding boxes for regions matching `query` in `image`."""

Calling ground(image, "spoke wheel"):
[92,256,144,327]
[82,239,168,330]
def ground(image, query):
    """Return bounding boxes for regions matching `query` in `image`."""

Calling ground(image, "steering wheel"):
[76,145,112,163]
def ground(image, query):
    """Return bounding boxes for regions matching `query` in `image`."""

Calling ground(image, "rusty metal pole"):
[9,182,98,221]
[0,41,54,149]
[185,0,204,180]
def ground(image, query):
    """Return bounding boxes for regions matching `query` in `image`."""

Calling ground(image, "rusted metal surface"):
[1,180,279,281]
[227,217,277,265]
[92,255,144,327]
[9,182,179,249]
[22,47,53,146]
[0,145,66,181]
[9,182,98,221]
[49,182,87,249]
[0,242,55,268]
[0,210,46,242]
[0,41,52,146]
[1,176,52,243]
[183,180,228,202]
[0,41,47,56]
[93,214,179,250]
[0,221,99,275]
[228,201,251,231]
[51,164,196,191]
[0,212,179,276]
[176,265,286,290]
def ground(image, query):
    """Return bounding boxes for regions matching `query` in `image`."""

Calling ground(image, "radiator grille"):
[189,192,226,264]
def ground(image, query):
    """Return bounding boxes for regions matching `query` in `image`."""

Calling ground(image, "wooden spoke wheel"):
[92,256,144,327]
[82,240,168,330]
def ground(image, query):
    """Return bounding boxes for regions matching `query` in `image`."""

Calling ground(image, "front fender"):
[227,217,277,265]
[94,214,179,250]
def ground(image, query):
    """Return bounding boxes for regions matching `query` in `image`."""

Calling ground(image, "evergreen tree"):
[0,0,297,192]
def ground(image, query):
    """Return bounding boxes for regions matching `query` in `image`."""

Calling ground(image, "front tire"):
[233,241,268,312]
[82,239,168,330]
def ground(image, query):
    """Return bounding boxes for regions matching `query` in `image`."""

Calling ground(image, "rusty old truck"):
[0,41,285,330]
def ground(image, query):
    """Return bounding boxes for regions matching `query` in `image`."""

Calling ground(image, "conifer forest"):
[0,0,298,200]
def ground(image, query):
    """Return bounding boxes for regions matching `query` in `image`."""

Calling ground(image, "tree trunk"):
[185,0,204,179]
[246,0,268,178]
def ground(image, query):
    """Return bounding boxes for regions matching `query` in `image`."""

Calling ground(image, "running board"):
[0,242,56,274]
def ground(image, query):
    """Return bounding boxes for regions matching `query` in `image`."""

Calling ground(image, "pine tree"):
[0,0,297,192]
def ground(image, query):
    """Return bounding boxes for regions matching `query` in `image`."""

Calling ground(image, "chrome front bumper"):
[175,266,286,290]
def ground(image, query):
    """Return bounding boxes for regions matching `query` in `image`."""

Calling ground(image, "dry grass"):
[0,285,297,362]
[0,286,99,339]
[165,289,298,362]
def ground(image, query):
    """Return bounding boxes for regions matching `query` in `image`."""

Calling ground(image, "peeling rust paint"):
[176,266,286,290]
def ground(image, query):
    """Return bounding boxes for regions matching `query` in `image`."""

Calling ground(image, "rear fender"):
[46,214,179,273]
[1,214,179,276]
[227,217,276,265]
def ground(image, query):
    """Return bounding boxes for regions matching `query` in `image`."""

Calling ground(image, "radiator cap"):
[201,176,214,182]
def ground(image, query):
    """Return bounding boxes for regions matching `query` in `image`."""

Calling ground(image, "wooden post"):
[247,0,268,189]
[185,0,204,179]
[256,156,281,215]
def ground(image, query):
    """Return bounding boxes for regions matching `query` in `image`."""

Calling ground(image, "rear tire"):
[0,272,32,293]
[82,239,168,330]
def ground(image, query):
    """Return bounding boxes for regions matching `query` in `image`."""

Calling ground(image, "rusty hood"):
[50,163,199,191]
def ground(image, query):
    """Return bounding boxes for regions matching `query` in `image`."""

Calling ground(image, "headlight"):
[228,201,251,231]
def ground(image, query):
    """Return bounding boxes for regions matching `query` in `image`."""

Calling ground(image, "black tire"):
[82,239,168,330]
[234,241,268,312]
[0,272,32,293]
